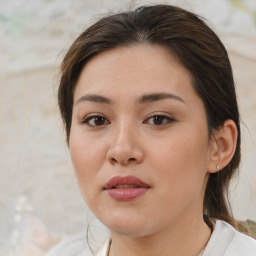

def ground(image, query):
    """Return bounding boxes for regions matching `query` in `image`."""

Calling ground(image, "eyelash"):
[80,114,175,127]
[144,115,175,126]
[80,115,110,127]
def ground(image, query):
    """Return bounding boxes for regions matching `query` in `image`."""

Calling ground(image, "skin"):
[69,45,237,256]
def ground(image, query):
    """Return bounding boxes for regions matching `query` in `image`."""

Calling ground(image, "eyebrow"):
[138,93,185,104]
[76,92,185,105]
[76,94,112,105]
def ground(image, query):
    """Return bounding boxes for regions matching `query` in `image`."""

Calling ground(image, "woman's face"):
[69,45,215,237]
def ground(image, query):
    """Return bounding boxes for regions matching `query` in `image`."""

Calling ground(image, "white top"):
[46,220,256,256]
[202,220,256,256]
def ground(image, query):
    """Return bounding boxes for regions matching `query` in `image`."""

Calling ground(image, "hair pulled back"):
[58,4,241,228]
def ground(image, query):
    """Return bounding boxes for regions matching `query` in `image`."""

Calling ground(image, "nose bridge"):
[112,117,136,152]
[107,116,143,164]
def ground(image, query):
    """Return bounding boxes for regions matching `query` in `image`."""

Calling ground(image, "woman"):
[49,4,256,256]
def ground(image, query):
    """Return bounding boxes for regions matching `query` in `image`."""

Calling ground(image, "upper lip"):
[104,175,150,189]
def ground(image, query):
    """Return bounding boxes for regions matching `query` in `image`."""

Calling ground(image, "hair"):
[58,4,240,229]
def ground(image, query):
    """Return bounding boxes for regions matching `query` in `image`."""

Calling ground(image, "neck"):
[109,211,211,256]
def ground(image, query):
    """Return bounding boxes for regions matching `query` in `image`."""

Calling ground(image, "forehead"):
[74,44,195,102]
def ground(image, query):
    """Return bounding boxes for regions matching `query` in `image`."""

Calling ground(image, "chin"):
[102,214,153,238]
[110,225,151,238]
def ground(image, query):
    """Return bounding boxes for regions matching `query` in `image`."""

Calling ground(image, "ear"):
[207,119,238,173]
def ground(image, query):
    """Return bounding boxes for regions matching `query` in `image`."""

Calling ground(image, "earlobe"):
[208,119,238,173]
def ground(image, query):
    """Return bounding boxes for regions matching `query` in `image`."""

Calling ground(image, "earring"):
[216,164,220,172]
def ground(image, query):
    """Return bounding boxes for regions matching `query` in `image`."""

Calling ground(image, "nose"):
[106,121,144,165]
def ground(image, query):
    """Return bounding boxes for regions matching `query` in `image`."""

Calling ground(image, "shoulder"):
[45,233,110,256]
[45,232,90,256]
[223,221,256,256]
[204,220,256,256]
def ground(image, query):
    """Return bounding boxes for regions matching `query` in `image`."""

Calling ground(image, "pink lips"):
[104,175,150,201]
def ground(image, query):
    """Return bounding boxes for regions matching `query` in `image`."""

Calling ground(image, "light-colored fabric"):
[96,240,110,256]
[45,233,90,256]
[45,234,109,256]
[203,220,256,256]
[47,220,256,256]
[96,220,256,256]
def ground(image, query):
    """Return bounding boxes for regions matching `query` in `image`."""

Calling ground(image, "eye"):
[145,115,175,126]
[81,115,109,127]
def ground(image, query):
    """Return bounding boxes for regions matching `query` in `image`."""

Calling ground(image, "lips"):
[104,175,150,201]
[105,175,150,189]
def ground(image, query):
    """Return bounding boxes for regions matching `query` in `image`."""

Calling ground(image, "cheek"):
[70,126,104,167]
[152,130,208,167]
[148,140,208,221]
[69,131,106,196]
[149,130,209,194]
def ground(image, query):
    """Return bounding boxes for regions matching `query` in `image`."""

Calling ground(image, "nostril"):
[111,157,118,163]
[110,157,137,165]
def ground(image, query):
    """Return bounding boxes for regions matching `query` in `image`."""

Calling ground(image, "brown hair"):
[58,4,240,228]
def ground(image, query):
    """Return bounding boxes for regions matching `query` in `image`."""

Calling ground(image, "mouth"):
[105,175,150,189]
[104,175,150,201]
[113,185,141,189]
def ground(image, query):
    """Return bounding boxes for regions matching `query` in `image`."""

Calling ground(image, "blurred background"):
[0,0,256,255]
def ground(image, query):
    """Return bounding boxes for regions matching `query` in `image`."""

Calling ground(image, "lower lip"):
[106,187,149,201]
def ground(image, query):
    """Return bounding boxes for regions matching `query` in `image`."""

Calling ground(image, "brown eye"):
[146,115,175,126]
[83,115,109,127]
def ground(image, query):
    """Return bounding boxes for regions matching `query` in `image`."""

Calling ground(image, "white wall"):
[1,0,256,255]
